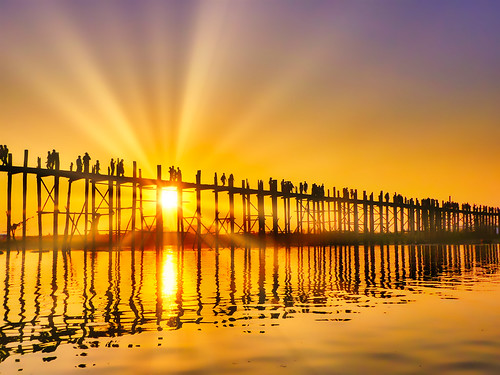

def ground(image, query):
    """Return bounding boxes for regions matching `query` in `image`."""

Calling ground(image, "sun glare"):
[161,188,178,209]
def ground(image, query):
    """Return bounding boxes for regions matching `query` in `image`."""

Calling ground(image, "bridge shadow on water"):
[0,243,499,362]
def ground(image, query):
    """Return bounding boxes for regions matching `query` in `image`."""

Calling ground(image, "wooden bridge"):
[1,149,499,250]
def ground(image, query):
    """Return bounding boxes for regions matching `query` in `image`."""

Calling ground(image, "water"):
[1,244,500,374]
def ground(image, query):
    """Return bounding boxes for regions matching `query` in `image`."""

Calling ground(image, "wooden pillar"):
[288,195,292,234]
[246,180,251,234]
[296,194,301,234]
[307,198,312,233]
[327,190,332,232]
[229,176,235,238]
[63,180,72,250]
[116,180,122,243]
[22,150,28,248]
[6,154,12,245]
[242,180,247,234]
[84,177,89,242]
[400,199,405,233]
[321,199,325,233]
[37,173,42,248]
[177,179,184,246]
[214,174,219,243]
[271,180,279,236]
[346,191,351,232]
[332,187,337,231]
[369,193,375,234]
[416,199,421,232]
[108,176,114,246]
[196,170,202,248]
[156,165,163,249]
[139,169,144,246]
[393,196,398,234]
[91,179,96,247]
[22,150,28,250]
[363,191,368,234]
[353,189,359,233]
[379,192,384,234]
[257,180,265,237]
[339,191,344,232]
[131,161,137,248]
[53,171,60,249]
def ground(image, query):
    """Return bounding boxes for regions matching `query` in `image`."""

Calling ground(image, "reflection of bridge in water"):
[0,244,499,360]
[1,149,500,250]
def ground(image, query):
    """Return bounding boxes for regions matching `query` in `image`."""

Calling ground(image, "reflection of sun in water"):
[161,188,178,209]
[162,251,177,300]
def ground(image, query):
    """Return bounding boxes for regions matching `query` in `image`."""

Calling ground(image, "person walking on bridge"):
[76,156,83,173]
[83,152,91,173]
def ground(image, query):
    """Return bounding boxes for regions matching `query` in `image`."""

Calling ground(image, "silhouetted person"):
[0,145,8,165]
[221,173,226,186]
[95,160,100,174]
[83,152,91,173]
[228,173,234,186]
[304,182,308,193]
[176,167,182,181]
[109,158,115,176]
[169,166,175,181]
[117,159,124,176]
[76,156,83,173]
[70,162,73,171]
[46,151,52,169]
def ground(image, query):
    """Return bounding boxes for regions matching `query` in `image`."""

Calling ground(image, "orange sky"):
[1,1,499,207]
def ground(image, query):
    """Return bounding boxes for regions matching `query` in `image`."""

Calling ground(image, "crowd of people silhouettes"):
[168,166,182,181]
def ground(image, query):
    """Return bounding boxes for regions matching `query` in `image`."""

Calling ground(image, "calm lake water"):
[1,244,500,374]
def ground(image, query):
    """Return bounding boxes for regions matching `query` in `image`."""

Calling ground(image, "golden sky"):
[1,1,499,206]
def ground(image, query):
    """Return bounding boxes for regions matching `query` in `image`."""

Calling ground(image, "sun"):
[161,188,178,209]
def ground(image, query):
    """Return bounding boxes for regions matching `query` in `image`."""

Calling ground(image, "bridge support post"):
[132,161,137,249]
[108,177,113,247]
[156,165,163,249]
[214,174,219,245]
[63,180,72,250]
[6,154,12,247]
[196,170,202,249]
[177,179,184,248]
[37,172,42,249]
[22,150,28,249]
[257,180,265,239]
[52,165,60,250]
